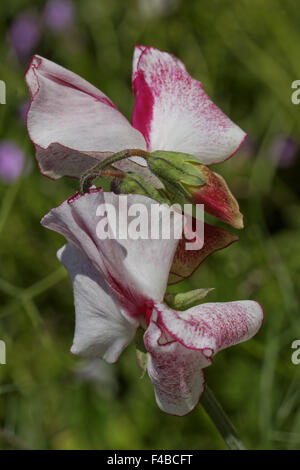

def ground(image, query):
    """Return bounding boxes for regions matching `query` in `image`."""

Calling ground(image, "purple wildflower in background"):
[9,11,41,58]
[44,0,75,32]
[0,141,24,183]
[271,135,298,168]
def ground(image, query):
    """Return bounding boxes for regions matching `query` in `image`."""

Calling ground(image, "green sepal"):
[164,288,214,311]
[136,349,148,376]
[148,151,207,187]
[135,327,148,376]
[135,327,147,353]
[115,172,171,205]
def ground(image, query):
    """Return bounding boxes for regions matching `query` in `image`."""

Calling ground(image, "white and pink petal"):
[26,55,147,179]
[154,300,264,355]
[132,46,246,164]
[42,190,183,315]
[144,320,211,416]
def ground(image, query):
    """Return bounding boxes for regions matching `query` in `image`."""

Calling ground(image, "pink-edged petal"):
[132,46,246,164]
[144,320,211,416]
[168,222,238,284]
[58,243,138,363]
[132,44,146,76]
[42,190,183,316]
[26,55,147,178]
[154,300,264,355]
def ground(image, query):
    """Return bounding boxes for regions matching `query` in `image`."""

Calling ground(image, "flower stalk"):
[201,386,247,450]
[80,149,150,193]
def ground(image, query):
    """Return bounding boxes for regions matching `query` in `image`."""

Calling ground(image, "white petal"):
[58,243,137,363]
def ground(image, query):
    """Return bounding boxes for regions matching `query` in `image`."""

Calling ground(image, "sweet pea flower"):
[25,46,246,185]
[41,189,263,416]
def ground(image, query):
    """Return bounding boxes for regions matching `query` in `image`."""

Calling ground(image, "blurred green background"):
[1,0,300,450]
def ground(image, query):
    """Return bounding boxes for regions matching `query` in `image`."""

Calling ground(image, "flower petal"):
[154,300,264,354]
[168,222,238,284]
[132,46,246,164]
[188,167,244,230]
[26,55,147,178]
[42,190,183,315]
[144,320,211,416]
[34,143,162,187]
[34,144,101,179]
[58,243,137,363]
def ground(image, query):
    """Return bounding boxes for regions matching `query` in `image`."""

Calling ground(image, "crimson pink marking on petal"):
[155,301,264,354]
[43,72,118,110]
[24,57,64,181]
[256,302,265,332]
[132,44,146,76]
[67,187,102,204]
[26,55,117,110]
[25,58,58,182]
[67,191,82,204]
[153,304,214,355]
[25,56,42,99]
[144,301,155,326]
[144,320,212,416]
[105,271,154,321]
[132,70,154,149]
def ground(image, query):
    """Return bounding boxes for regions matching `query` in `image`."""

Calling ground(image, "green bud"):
[147,150,244,230]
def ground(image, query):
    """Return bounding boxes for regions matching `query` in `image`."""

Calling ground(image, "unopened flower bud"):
[147,151,244,229]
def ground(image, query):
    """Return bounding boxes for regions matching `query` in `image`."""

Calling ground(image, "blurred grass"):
[1,0,300,450]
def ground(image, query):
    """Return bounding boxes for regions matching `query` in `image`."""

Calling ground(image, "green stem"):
[80,149,150,193]
[201,386,247,450]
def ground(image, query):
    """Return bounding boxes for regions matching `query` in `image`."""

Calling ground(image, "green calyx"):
[147,150,207,187]
[79,149,209,204]
[135,327,148,375]
[135,327,147,354]
[164,288,214,311]
[80,149,151,194]
[113,172,171,205]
